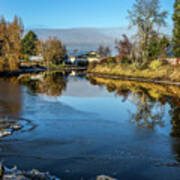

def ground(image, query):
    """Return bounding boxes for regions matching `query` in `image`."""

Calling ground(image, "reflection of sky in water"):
[63,77,115,97]
[0,75,180,180]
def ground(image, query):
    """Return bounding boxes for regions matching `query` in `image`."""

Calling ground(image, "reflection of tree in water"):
[169,98,180,138]
[20,72,67,97]
[88,76,166,129]
[168,98,180,163]
[129,89,165,129]
[37,73,67,96]
[0,78,22,116]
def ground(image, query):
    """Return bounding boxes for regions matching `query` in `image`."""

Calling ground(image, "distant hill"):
[25,26,172,53]
[24,27,131,53]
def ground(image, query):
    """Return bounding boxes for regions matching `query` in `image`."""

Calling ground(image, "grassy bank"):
[88,63,180,82]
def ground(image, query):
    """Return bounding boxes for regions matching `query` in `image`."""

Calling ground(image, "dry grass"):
[88,63,180,82]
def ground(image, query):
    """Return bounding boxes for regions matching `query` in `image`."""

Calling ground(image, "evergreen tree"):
[147,35,170,59]
[22,30,38,56]
[173,0,180,57]
[159,36,170,57]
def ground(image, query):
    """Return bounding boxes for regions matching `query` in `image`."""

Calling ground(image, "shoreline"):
[3,66,180,87]
[0,66,87,77]
[87,72,180,86]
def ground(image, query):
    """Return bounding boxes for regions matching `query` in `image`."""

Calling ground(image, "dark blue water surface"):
[0,72,180,180]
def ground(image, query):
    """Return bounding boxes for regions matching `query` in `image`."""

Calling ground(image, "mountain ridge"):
[25,26,172,52]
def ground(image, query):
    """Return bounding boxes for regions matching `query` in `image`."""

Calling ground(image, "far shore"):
[87,72,180,86]
[0,65,87,77]
[3,64,180,87]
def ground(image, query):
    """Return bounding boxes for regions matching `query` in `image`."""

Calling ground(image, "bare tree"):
[115,34,133,61]
[128,0,168,62]
[97,45,111,58]
[37,37,67,66]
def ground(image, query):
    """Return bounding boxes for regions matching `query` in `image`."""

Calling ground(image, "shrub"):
[24,54,30,61]
[149,60,163,70]
[121,56,131,64]
[88,61,97,69]
[107,57,116,63]
[99,58,108,64]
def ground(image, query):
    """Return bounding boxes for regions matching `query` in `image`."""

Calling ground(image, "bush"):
[88,61,98,69]
[149,60,162,70]
[121,56,131,64]
[107,57,116,63]
[99,58,108,64]
[24,54,30,62]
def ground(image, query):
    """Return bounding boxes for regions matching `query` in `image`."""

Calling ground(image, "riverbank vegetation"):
[88,0,180,82]
[88,61,180,82]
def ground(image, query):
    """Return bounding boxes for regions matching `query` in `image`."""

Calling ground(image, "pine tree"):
[22,31,38,56]
[173,0,180,57]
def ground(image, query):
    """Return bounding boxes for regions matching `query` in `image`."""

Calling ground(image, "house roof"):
[74,51,100,58]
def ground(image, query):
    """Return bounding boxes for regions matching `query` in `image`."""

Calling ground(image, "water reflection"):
[17,72,180,137]
[0,78,22,116]
[88,76,180,136]
[130,92,165,129]
[12,72,180,139]
[1,72,180,179]
[19,72,68,97]
[169,98,180,138]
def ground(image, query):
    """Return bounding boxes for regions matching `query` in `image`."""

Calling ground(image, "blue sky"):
[0,0,174,29]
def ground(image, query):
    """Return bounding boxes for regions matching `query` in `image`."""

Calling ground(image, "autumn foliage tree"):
[37,37,67,66]
[0,16,23,71]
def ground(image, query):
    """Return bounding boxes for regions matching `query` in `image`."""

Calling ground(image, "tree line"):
[0,16,67,71]
[97,0,180,67]
[0,0,180,71]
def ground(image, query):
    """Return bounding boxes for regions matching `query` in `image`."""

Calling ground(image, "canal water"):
[0,71,180,180]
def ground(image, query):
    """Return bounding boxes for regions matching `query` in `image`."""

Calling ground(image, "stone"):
[97,175,116,180]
